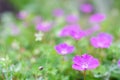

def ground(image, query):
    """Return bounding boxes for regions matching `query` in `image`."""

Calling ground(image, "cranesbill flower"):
[36,21,52,32]
[17,11,28,20]
[89,13,106,23]
[60,24,80,37]
[66,14,79,24]
[59,24,86,40]
[80,3,93,13]
[59,24,80,37]
[55,43,75,55]
[72,54,100,71]
[70,29,86,40]
[90,33,113,48]
[10,24,20,36]
[53,8,64,17]
[33,16,42,24]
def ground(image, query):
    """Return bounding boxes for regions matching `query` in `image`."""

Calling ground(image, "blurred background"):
[0,0,119,17]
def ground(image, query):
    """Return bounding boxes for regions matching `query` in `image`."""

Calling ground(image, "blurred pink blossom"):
[53,8,64,17]
[59,24,80,37]
[89,13,106,23]
[70,29,86,40]
[10,24,20,36]
[17,11,28,20]
[55,43,75,55]
[59,24,86,40]
[36,21,52,32]
[90,33,113,48]
[33,16,42,24]
[66,14,79,24]
[80,3,93,13]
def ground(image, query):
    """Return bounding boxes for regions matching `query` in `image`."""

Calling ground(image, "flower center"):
[82,63,88,69]
[98,42,103,47]
[61,49,67,54]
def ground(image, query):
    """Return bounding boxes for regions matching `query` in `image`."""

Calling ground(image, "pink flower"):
[10,24,20,36]
[17,11,28,20]
[72,54,100,71]
[80,3,93,13]
[66,14,79,23]
[53,8,64,17]
[59,24,80,37]
[36,21,52,32]
[70,29,86,40]
[90,33,113,48]
[33,16,42,24]
[89,13,106,23]
[59,24,86,40]
[55,43,75,55]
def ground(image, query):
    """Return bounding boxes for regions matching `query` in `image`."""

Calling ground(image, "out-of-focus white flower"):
[34,48,40,55]
[31,57,36,63]
[0,58,5,61]
[35,32,44,41]
[11,41,20,50]
[37,76,43,80]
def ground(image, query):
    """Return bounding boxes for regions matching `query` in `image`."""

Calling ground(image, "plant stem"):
[62,55,67,61]
[75,40,80,54]
[83,70,86,80]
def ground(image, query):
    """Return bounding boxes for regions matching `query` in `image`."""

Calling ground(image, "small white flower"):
[0,58,5,61]
[37,76,43,80]
[11,41,20,50]
[35,32,44,41]
[34,48,40,55]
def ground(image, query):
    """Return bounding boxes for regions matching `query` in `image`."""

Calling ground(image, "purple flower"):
[36,21,52,32]
[70,29,86,40]
[59,24,86,40]
[10,24,20,36]
[89,13,106,23]
[53,8,64,17]
[90,33,113,48]
[55,43,75,55]
[17,11,28,20]
[33,16,42,24]
[66,14,79,24]
[80,3,93,13]
[118,60,120,67]
[72,54,100,71]
[59,24,80,37]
